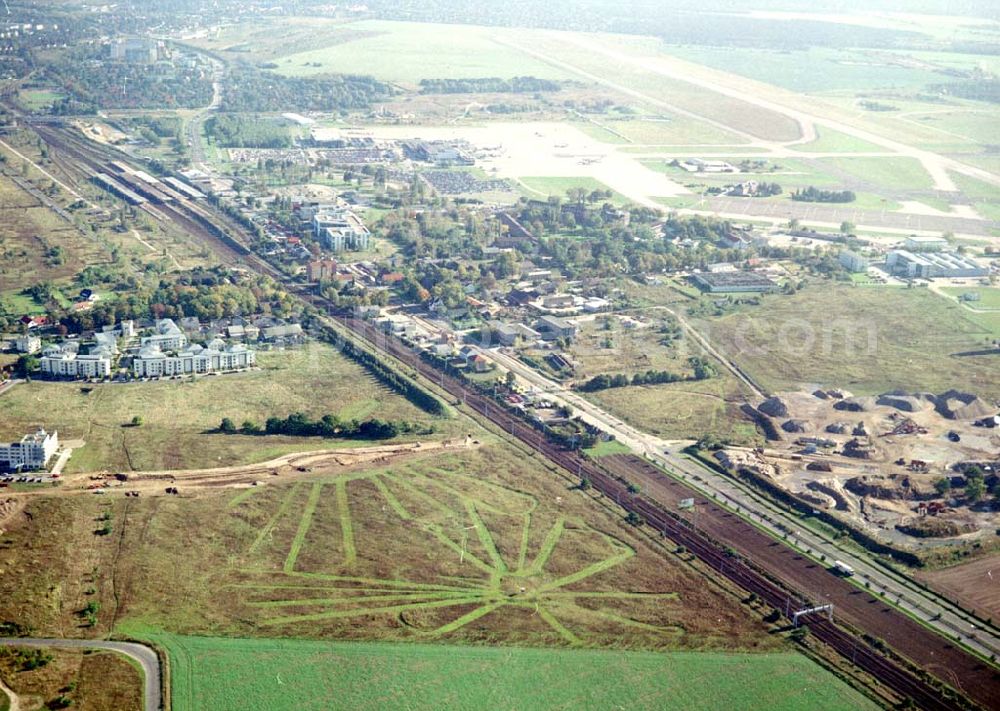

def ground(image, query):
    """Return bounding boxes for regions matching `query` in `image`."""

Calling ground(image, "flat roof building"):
[690,271,779,293]
[0,429,58,471]
[904,235,949,252]
[886,250,988,279]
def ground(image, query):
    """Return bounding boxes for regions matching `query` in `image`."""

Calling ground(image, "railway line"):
[29,121,995,710]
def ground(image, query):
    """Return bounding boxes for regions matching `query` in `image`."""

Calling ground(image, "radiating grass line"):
[336,479,356,566]
[525,517,565,575]
[248,482,303,555]
[284,482,323,573]
[424,524,495,576]
[283,573,478,592]
[535,606,582,645]
[248,590,481,608]
[228,486,262,508]
[392,473,460,519]
[538,550,635,593]
[516,512,532,572]
[373,475,411,520]
[428,601,505,638]
[465,500,506,575]
[543,591,679,600]
[571,605,686,635]
[261,595,489,627]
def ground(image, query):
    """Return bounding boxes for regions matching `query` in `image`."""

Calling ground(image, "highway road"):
[0,638,161,711]
[478,345,1000,662]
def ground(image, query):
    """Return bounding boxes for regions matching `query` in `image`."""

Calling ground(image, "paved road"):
[0,638,161,711]
[478,346,1000,661]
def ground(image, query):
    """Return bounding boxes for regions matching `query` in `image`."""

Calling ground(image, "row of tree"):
[219,413,417,440]
[790,186,856,203]
[205,114,292,148]
[575,359,715,392]
[418,76,562,94]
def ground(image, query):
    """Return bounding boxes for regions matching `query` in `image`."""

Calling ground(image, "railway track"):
[30,122,989,710]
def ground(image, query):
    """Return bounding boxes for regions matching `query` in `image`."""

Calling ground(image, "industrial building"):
[885,250,988,279]
[690,271,779,293]
[904,235,949,252]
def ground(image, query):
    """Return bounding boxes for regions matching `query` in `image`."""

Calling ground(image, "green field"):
[694,285,1000,398]
[147,635,877,711]
[941,287,1000,311]
[517,176,627,204]
[662,46,941,94]
[816,156,935,192]
[271,20,573,84]
[17,89,66,111]
[793,128,884,154]
[0,344,446,473]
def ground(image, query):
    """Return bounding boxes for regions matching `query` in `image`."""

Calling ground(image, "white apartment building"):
[313,208,371,252]
[132,339,255,378]
[15,335,41,354]
[40,344,112,379]
[0,429,59,471]
[140,319,188,351]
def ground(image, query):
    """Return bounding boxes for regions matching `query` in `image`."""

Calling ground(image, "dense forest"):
[205,114,293,148]
[222,66,395,112]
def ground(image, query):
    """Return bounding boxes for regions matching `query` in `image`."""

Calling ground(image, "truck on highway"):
[833,560,855,577]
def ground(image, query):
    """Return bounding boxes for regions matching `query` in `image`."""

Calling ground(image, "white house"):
[0,428,59,470]
[140,319,188,351]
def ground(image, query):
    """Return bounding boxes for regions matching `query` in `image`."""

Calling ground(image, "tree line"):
[222,66,394,113]
[575,358,715,392]
[219,413,423,440]
[419,76,562,94]
[790,186,856,203]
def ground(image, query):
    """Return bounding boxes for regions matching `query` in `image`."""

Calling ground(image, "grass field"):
[270,20,573,84]
[941,287,1000,310]
[16,89,66,111]
[792,128,885,154]
[517,176,626,204]
[693,284,1000,398]
[1,442,779,656]
[815,156,935,192]
[0,647,142,711]
[145,634,877,711]
[572,116,746,146]
[661,46,942,95]
[0,343,446,473]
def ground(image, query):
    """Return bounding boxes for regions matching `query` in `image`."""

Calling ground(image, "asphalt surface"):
[0,638,160,711]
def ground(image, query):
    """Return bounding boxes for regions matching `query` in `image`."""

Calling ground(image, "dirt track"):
[601,454,1000,707]
[44,440,475,497]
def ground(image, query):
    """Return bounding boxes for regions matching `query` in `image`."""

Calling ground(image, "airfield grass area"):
[0,343,446,473]
[270,20,572,85]
[146,635,877,711]
[693,285,1000,399]
[815,156,935,192]
[661,46,942,94]
[0,647,142,711]
[791,128,884,154]
[517,176,626,204]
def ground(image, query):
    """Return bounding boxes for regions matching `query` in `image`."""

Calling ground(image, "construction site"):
[724,389,1000,548]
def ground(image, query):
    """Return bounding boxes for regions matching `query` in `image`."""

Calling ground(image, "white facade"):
[886,250,988,279]
[839,250,869,273]
[904,235,949,252]
[140,319,188,351]
[313,208,371,252]
[132,342,255,378]
[0,429,58,470]
[15,335,41,354]
[40,346,112,379]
